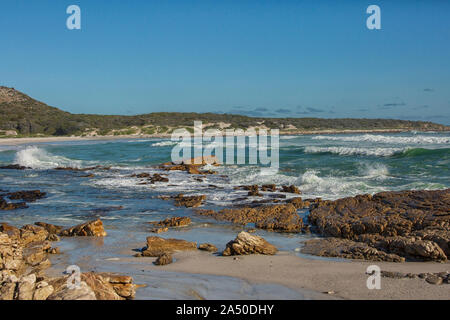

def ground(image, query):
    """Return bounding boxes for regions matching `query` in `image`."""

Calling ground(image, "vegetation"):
[0,86,448,137]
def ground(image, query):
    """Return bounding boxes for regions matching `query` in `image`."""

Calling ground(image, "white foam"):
[14,146,85,169]
[151,141,178,147]
[312,134,450,144]
[304,146,406,157]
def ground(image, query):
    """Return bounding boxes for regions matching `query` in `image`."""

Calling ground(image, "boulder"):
[222,231,278,256]
[198,243,218,252]
[154,253,173,265]
[141,236,197,257]
[60,219,107,237]
[149,216,191,228]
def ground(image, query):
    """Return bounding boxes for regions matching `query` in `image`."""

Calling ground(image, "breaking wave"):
[312,134,450,144]
[14,146,85,169]
[304,146,406,157]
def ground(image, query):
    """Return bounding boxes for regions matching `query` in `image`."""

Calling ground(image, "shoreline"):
[100,250,450,300]
[144,251,450,300]
[0,128,448,146]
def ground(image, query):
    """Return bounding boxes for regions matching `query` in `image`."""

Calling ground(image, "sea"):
[0,131,449,299]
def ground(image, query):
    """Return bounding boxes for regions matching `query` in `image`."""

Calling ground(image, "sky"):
[1,0,450,124]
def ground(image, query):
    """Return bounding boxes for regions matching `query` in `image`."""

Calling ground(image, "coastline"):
[141,251,450,300]
[0,128,447,146]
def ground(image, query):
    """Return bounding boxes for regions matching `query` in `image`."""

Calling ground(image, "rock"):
[301,238,405,262]
[6,190,46,202]
[33,282,54,300]
[198,243,218,252]
[150,227,168,234]
[280,185,301,194]
[307,189,450,262]
[0,197,27,210]
[47,234,60,242]
[149,173,169,183]
[154,253,173,265]
[34,222,64,235]
[261,184,277,192]
[47,281,97,300]
[425,275,443,285]
[141,236,197,257]
[173,194,206,208]
[195,204,303,233]
[17,274,36,300]
[388,237,447,262]
[222,231,278,256]
[149,216,191,228]
[60,219,107,237]
[19,225,49,246]
[0,164,30,170]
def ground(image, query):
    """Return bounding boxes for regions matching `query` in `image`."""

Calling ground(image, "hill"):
[0,86,448,137]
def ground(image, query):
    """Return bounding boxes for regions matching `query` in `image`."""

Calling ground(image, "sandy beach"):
[1,128,442,146]
[134,250,450,300]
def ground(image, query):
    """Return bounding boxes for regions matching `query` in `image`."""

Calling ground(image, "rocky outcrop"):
[380,270,449,285]
[307,189,450,262]
[0,198,27,210]
[198,243,218,252]
[222,231,278,256]
[139,236,197,257]
[0,165,30,170]
[301,238,405,262]
[280,185,301,194]
[173,194,206,208]
[1,226,136,300]
[195,203,305,233]
[5,190,46,202]
[149,216,191,228]
[59,219,107,237]
[154,253,173,265]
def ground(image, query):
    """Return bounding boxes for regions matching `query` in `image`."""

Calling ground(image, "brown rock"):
[222,231,278,256]
[301,238,405,262]
[198,243,218,252]
[281,185,301,194]
[154,253,173,265]
[141,236,197,257]
[34,222,64,235]
[174,194,206,208]
[60,219,107,237]
[425,275,443,285]
[149,216,191,228]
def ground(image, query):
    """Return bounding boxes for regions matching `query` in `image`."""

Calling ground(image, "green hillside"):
[0,86,448,137]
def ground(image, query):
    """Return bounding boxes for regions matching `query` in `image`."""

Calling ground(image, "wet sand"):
[135,251,450,300]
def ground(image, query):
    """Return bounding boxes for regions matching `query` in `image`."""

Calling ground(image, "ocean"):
[0,131,449,298]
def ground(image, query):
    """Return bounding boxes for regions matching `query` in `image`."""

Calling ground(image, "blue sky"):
[1,0,449,124]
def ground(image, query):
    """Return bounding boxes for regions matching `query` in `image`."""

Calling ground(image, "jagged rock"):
[149,216,191,228]
[6,190,46,202]
[261,184,277,192]
[19,225,49,246]
[195,204,303,233]
[34,222,64,235]
[222,231,278,256]
[198,243,218,252]
[33,281,54,300]
[0,197,27,210]
[141,236,197,257]
[173,194,206,208]
[301,238,405,262]
[0,164,30,170]
[17,274,36,300]
[60,219,107,237]
[425,275,443,285]
[47,281,97,300]
[150,227,168,234]
[307,189,450,262]
[281,185,301,194]
[154,253,173,265]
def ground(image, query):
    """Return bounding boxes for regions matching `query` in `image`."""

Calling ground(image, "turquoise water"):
[0,131,449,298]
